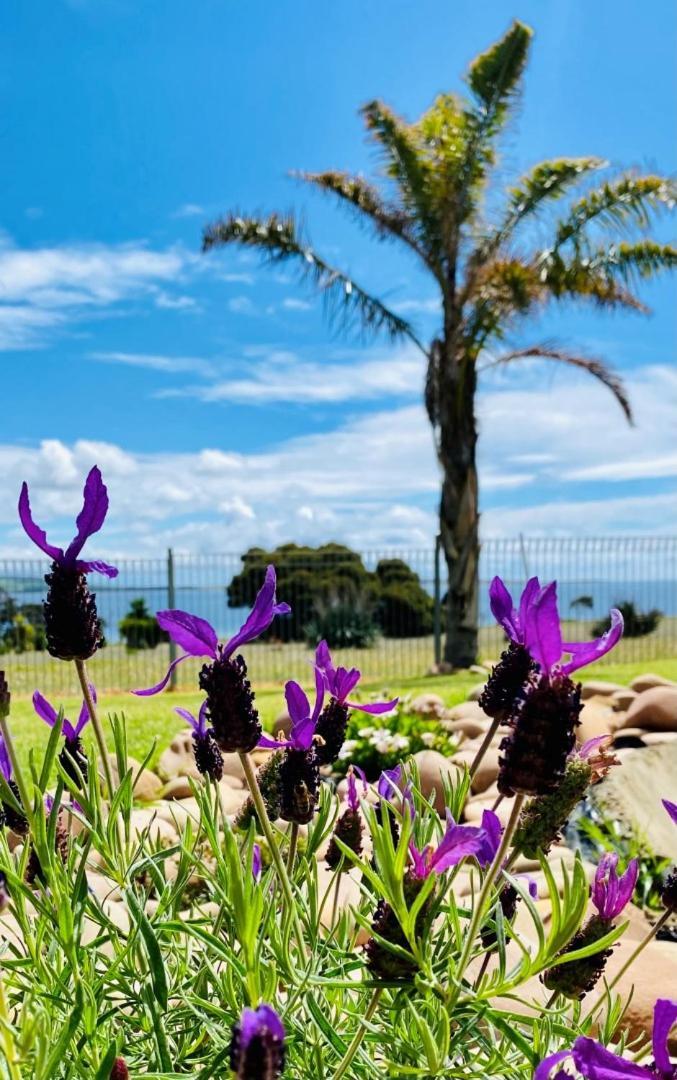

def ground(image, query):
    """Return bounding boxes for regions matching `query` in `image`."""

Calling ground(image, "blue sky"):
[1,0,675,559]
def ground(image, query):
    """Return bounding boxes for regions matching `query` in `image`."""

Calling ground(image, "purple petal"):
[562,609,624,676]
[592,854,637,919]
[75,686,95,736]
[489,576,520,641]
[311,666,325,724]
[156,610,218,659]
[76,559,119,578]
[0,737,12,782]
[578,735,612,759]
[64,466,109,563]
[662,799,677,827]
[517,577,541,638]
[477,809,503,867]
[377,765,402,799]
[430,813,487,874]
[315,639,333,674]
[346,766,367,812]
[571,1035,651,1078]
[533,1051,570,1080]
[285,680,311,729]
[33,690,59,730]
[347,697,399,715]
[223,565,290,659]
[132,653,191,696]
[516,872,539,899]
[239,1005,284,1050]
[524,582,562,675]
[175,707,200,733]
[18,483,63,561]
[331,667,361,702]
[290,716,316,751]
[652,998,677,1076]
[257,733,293,750]
[252,843,262,882]
[409,842,431,879]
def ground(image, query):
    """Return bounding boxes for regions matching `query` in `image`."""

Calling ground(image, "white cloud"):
[281,298,312,311]
[90,352,215,377]
[393,298,441,315]
[227,296,256,315]
[154,292,197,311]
[0,235,196,349]
[171,203,205,219]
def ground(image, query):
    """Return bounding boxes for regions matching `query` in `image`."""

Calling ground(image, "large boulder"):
[445,701,487,723]
[580,680,625,700]
[412,750,463,813]
[629,673,676,693]
[409,693,446,718]
[157,730,200,782]
[576,699,615,744]
[592,742,677,860]
[620,686,677,732]
[610,688,638,712]
[107,754,163,803]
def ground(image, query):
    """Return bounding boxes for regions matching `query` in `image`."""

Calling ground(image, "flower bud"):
[365,871,431,981]
[229,1004,285,1080]
[110,1058,129,1080]
[512,755,593,860]
[542,914,615,999]
[199,653,261,753]
[59,737,89,786]
[1,782,29,837]
[192,731,224,782]
[660,868,677,913]
[325,807,363,869]
[0,672,10,720]
[44,563,104,661]
[0,870,9,913]
[235,752,283,830]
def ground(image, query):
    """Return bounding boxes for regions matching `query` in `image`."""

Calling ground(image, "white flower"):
[420,732,436,747]
[392,734,410,750]
[374,739,391,754]
[338,740,358,760]
[358,727,375,738]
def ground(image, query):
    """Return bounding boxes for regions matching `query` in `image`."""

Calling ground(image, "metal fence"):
[0,536,675,695]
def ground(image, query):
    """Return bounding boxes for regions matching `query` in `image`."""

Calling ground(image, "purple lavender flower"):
[265,676,325,826]
[134,566,289,754]
[345,764,368,811]
[409,809,502,879]
[534,998,677,1079]
[660,800,677,912]
[663,799,677,828]
[229,1003,285,1080]
[134,565,290,696]
[0,735,28,836]
[174,702,224,782]
[489,576,542,644]
[591,853,638,921]
[494,581,623,798]
[252,843,262,882]
[312,640,398,765]
[326,766,368,869]
[33,688,93,785]
[19,467,118,661]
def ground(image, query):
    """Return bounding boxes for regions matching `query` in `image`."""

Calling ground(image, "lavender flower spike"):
[175,702,223,782]
[315,640,398,715]
[133,565,290,697]
[591,853,638,921]
[534,998,677,1079]
[409,809,502,879]
[229,1003,285,1080]
[489,576,541,644]
[19,466,118,579]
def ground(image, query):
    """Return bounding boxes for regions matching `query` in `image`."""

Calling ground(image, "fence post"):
[433,534,442,667]
[167,548,177,691]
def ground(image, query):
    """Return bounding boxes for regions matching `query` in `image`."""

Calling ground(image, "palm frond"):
[587,240,677,285]
[360,100,431,214]
[202,212,427,352]
[462,261,543,352]
[504,157,607,232]
[537,252,649,312]
[554,175,677,248]
[466,19,533,131]
[488,344,633,422]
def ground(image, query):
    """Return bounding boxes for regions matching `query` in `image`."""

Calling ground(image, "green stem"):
[0,976,21,1080]
[585,907,672,1024]
[286,822,299,875]
[330,869,343,930]
[0,715,33,831]
[74,659,116,803]
[453,793,525,994]
[469,716,500,780]
[332,987,382,1080]
[238,752,306,958]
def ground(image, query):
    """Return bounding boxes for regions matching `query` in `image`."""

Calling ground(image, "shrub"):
[119,597,168,649]
[304,597,378,649]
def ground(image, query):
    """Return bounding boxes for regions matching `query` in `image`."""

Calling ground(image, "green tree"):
[203,21,676,666]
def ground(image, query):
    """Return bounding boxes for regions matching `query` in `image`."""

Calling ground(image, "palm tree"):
[203,20,677,667]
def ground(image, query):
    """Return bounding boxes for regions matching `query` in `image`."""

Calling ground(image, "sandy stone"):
[581,680,626,700]
[469,747,501,794]
[442,716,488,740]
[107,754,163,803]
[621,686,677,732]
[466,682,487,702]
[629,673,676,693]
[157,730,200,782]
[273,709,292,736]
[641,730,677,746]
[221,753,247,781]
[610,727,647,747]
[608,939,677,1052]
[576,699,615,744]
[163,776,196,800]
[409,693,446,718]
[593,742,677,860]
[130,808,179,845]
[445,700,487,724]
[610,689,638,712]
[412,750,463,813]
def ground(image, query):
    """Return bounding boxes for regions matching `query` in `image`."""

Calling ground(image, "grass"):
[5,656,676,775]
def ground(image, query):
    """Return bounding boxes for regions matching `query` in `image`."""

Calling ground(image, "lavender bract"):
[312,641,397,765]
[409,808,502,879]
[0,735,28,836]
[19,467,118,661]
[591,853,638,921]
[134,566,290,753]
[535,998,677,1078]
[33,688,93,785]
[174,702,224,782]
[660,800,677,912]
[326,766,368,869]
[229,1003,285,1080]
[266,676,325,826]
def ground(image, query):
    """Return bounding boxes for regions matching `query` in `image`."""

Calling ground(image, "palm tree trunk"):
[437,348,479,668]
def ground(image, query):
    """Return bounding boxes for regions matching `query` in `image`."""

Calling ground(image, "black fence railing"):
[0,536,674,695]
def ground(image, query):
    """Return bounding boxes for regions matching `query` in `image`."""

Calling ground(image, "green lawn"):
[5,656,676,774]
